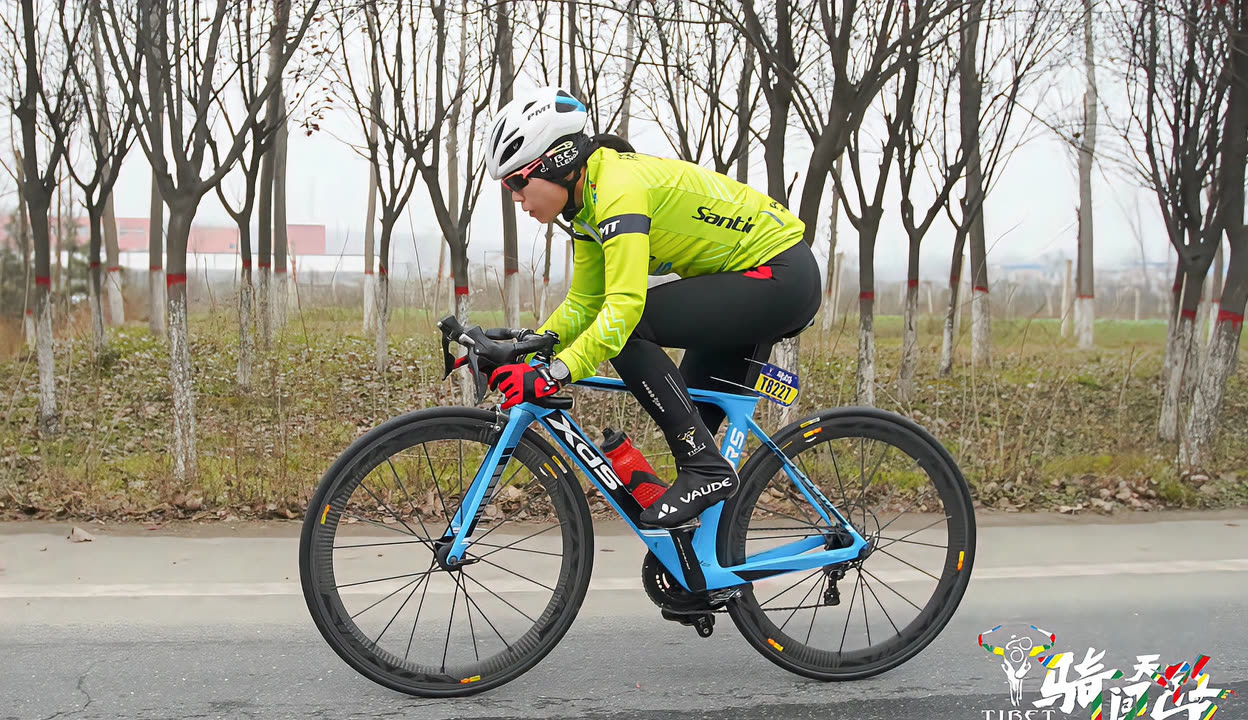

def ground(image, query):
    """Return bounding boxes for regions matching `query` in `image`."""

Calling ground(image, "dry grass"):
[1,304,1246,522]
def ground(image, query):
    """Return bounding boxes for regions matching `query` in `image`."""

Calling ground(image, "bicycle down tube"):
[444,376,869,592]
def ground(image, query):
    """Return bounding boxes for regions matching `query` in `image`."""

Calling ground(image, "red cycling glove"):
[488,363,561,409]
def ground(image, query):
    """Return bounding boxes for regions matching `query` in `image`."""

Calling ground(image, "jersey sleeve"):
[551,177,651,382]
[537,232,604,357]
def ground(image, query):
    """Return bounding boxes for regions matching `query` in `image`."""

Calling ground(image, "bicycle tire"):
[299,407,594,697]
[719,407,976,681]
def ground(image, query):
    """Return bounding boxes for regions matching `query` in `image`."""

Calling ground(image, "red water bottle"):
[601,428,669,509]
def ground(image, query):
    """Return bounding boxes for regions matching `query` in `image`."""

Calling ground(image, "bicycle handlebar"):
[437,315,561,405]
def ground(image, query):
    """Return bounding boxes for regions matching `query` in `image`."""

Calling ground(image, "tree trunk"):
[239,264,255,388]
[497,0,519,328]
[822,157,843,332]
[855,220,880,407]
[451,243,472,402]
[258,120,275,350]
[856,295,875,407]
[1159,266,1206,442]
[899,241,920,403]
[1162,261,1184,381]
[1207,242,1224,344]
[375,270,389,373]
[960,0,990,369]
[1074,0,1097,350]
[103,191,124,326]
[363,92,379,334]
[539,222,554,322]
[1061,258,1073,337]
[35,281,57,434]
[939,237,967,375]
[166,210,197,483]
[272,99,289,334]
[149,171,165,337]
[88,211,106,357]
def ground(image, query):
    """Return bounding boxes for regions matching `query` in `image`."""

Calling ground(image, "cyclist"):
[484,86,821,528]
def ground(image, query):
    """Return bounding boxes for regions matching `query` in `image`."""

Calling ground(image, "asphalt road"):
[2,509,1246,720]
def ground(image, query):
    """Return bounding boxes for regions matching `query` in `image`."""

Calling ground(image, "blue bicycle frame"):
[443,376,869,593]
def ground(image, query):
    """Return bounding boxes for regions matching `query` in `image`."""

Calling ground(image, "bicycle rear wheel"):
[300,407,593,697]
[720,408,975,681]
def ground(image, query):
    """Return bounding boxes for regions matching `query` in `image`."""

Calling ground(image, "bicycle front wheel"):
[720,407,975,681]
[300,407,594,697]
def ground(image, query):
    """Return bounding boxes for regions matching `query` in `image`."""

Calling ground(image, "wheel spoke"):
[472,523,564,560]
[758,569,821,608]
[779,575,822,633]
[875,534,948,551]
[860,566,925,613]
[839,567,863,654]
[336,568,434,591]
[876,545,942,582]
[405,560,435,662]
[342,513,428,542]
[455,572,510,646]
[349,566,430,620]
[422,443,453,527]
[358,479,424,540]
[860,569,902,636]
[473,556,556,592]
[462,570,539,624]
[441,570,461,673]
[857,441,890,512]
[373,566,434,642]
[334,538,432,551]
[386,456,438,542]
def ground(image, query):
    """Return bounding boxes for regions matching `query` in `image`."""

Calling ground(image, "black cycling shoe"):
[640,422,740,528]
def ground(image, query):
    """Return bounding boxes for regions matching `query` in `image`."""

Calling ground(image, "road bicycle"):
[299,316,976,697]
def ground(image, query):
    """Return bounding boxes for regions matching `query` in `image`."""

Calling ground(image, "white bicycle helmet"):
[487,87,588,180]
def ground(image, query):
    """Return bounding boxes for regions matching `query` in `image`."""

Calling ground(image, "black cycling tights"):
[609,240,822,437]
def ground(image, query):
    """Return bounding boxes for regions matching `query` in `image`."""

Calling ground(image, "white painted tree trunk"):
[822,253,843,332]
[538,279,549,323]
[35,286,58,435]
[167,282,197,482]
[375,272,389,372]
[238,268,255,388]
[1061,259,1073,338]
[1075,297,1094,349]
[258,267,272,349]
[1158,313,1195,442]
[363,272,376,334]
[106,268,124,326]
[149,269,166,337]
[89,269,105,357]
[272,270,289,334]
[25,311,36,349]
[455,289,473,403]
[103,193,124,325]
[939,306,956,376]
[971,288,991,368]
[504,272,520,329]
[855,306,875,406]
[1182,318,1241,469]
[898,283,919,403]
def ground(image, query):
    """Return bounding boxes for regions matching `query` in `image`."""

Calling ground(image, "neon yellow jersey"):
[537,148,805,382]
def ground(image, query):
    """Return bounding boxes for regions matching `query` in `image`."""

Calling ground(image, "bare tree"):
[55,3,137,359]
[940,0,1063,374]
[144,4,165,338]
[362,90,379,334]
[1073,0,1099,349]
[257,0,291,349]
[1183,0,1246,467]
[497,0,520,328]
[7,0,80,434]
[96,0,320,481]
[895,8,966,402]
[1108,0,1233,442]
[211,1,282,388]
[640,1,755,173]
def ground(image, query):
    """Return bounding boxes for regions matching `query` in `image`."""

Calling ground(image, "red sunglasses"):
[501,154,548,193]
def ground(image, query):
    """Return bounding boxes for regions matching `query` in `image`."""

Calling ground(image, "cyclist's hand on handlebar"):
[489,363,562,409]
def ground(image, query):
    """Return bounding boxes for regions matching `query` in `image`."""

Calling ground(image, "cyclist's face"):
[509,177,565,224]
